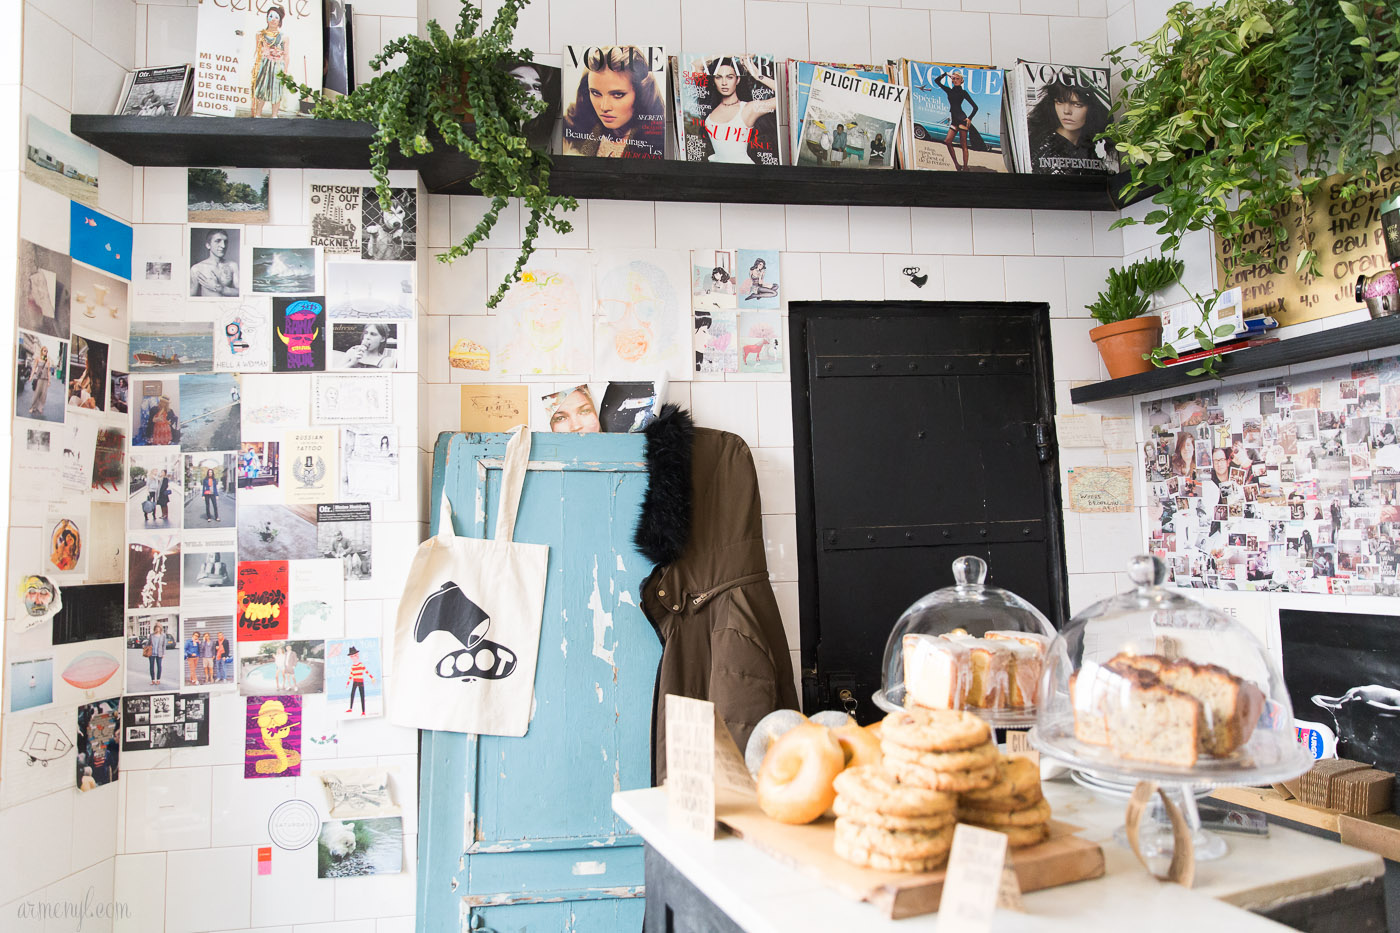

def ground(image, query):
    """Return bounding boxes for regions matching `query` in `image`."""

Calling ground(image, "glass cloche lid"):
[1030,555,1311,787]
[875,556,1055,727]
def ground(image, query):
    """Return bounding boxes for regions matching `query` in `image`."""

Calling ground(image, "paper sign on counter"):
[939,823,1011,933]
[1054,413,1103,447]
[1067,466,1134,513]
[665,694,717,839]
[1003,730,1040,766]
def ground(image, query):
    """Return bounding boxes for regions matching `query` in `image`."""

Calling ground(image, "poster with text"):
[192,2,321,118]
[273,296,327,373]
[245,695,302,778]
[310,184,362,253]
[237,560,289,641]
[121,692,211,751]
[283,429,338,504]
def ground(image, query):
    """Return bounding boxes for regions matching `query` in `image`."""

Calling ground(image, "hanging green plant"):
[280,0,576,308]
[1106,0,1400,275]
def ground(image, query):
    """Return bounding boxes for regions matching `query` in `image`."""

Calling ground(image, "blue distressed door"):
[418,431,660,932]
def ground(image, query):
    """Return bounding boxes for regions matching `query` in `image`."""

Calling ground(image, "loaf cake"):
[902,633,1042,711]
[1101,667,1202,768]
[1107,653,1264,756]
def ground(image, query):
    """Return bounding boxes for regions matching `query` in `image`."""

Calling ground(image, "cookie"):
[978,821,1050,848]
[833,835,950,873]
[959,755,1044,810]
[958,798,1053,827]
[835,817,955,861]
[954,789,1043,812]
[833,796,956,831]
[832,765,957,817]
[881,708,991,753]
[881,739,999,773]
[886,758,998,792]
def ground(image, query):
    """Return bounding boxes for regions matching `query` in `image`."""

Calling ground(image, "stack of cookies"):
[831,766,958,872]
[956,754,1051,848]
[879,708,999,792]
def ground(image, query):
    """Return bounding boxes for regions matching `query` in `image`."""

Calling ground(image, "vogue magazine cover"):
[562,45,667,159]
[1008,60,1118,175]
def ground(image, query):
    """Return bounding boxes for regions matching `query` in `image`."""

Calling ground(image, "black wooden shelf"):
[1069,316,1400,404]
[71,114,1141,210]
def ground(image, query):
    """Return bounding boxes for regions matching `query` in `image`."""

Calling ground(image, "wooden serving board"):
[717,799,1105,919]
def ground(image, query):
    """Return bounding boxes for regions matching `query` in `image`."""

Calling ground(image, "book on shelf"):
[787,60,893,166]
[114,65,194,116]
[794,65,906,170]
[562,45,667,159]
[898,61,1008,173]
[1006,61,1118,175]
[193,2,322,117]
[1163,337,1280,367]
[674,54,782,165]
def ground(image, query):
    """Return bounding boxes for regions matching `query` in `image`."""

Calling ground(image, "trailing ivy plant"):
[281,0,576,307]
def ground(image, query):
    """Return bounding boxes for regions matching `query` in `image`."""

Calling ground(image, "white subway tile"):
[780,252,822,304]
[31,0,92,44]
[251,842,337,927]
[123,768,213,853]
[753,446,797,514]
[773,581,800,655]
[755,382,795,448]
[1067,572,1117,614]
[963,0,1020,13]
[819,252,884,301]
[618,0,683,49]
[426,195,451,249]
[723,203,789,250]
[1106,3,1136,54]
[92,0,137,72]
[682,0,746,50]
[746,2,810,60]
[586,199,656,250]
[944,255,1006,301]
[1049,317,1104,381]
[450,195,521,250]
[1048,15,1110,65]
[333,833,416,919]
[426,248,488,314]
[1090,210,1124,257]
[1032,209,1095,256]
[145,3,197,69]
[972,208,1034,255]
[0,785,73,905]
[763,513,799,583]
[848,206,912,254]
[114,853,166,933]
[1023,0,1079,14]
[22,9,73,109]
[870,8,932,63]
[165,845,253,933]
[928,11,992,64]
[691,382,759,447]
[786,204,849,253]
[1005,256,1067,316]
[1064,256,1118,318]
[808,4,871,63]
[552,0,618,49]
[989,13,1050,68]
[910,207,973,254]
[655,202,722,252]
[902,0,961,10]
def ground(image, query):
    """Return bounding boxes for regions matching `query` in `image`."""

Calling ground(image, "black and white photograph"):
[317,502,372,581]
[330,323,400,370]
[17,238,72,338]
[121,692,210,750]
[360,188,416,261]
[181,549,235,600]
[115,65,192,116]
[325,261,414,318]
[188,225,242,298]
[239,504,321,562]
[252,246,318,294]
[16,329,68,423]
[188,167,270,224]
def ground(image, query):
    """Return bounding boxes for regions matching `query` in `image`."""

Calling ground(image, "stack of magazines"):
[115,66,195,116]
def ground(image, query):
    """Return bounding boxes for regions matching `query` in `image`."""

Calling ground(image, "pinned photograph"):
[189,225,242,298]
[134,252,182,302]
[110,371,129,415]
[691,250,737,310]
[188,167,270,224]
[326,639,382,719]
[317,502,372,581]
[184,452,238,529]
[51,583,125,645]
[182,549,235,601]
[325,261,414,319]
[70,202,132,281]
[342,425,398,501]
[9,658,55,712]
[310,184,362,253]
[128,535,181,610]
[330,322,399,370]
[67,334,109,414]
[735,249,780,310]
[317,816,403,877]
[599,381,660,433]
[319,766,396,817]
[56,639,121,701]
[543,384,600,434]
[237,560,289,642]
[25,116,100,207]
[16,239,72,339]
[124,613,180,693]
[47,500,89,578]
[179,373,241,451]
[130,375,180,447]
[360,187,416,261]
[90,426,125,499]
[14,573,62,631]
[76,697,121,791]
[181,615,237,689]
[128,447,183,531]
[70,262,129,340]
[15,329,68,423]
[237,440,281,500]
[60,422,98,493]
[273,296,327,372]
[245,695,302,779]
[122,692,211,750]
[239,504,320,562]
[252,246,317,295]
[289,559,344,638]
[130,321,214,373]
[239,639,326,696]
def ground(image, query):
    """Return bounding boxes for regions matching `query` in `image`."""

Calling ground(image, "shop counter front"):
[613,778,1385,932]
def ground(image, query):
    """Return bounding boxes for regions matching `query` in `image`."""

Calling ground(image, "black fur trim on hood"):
[634,404,693,566]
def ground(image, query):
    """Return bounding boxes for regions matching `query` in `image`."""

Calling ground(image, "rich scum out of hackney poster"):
[193,1,322,118]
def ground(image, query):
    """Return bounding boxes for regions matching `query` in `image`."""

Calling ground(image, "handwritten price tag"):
[939,823,1012,933]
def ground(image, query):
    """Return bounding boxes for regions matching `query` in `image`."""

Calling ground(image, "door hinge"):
[1034,420,1054,463]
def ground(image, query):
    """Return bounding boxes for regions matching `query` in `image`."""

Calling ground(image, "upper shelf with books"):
[69,115,1143,211]
[1069,316,1400,404]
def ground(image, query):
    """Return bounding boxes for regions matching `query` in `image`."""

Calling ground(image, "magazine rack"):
[71,115,1140,211]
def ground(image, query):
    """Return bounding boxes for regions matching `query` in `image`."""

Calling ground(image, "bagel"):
[809,710,854,729]
[744,709,807,777]
[831,723,883,771]
[757,723,845,824]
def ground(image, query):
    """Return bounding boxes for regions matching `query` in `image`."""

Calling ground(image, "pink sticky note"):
[257,847,272,875]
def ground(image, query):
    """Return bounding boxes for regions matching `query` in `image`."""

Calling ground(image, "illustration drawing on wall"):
[414,582,518,681]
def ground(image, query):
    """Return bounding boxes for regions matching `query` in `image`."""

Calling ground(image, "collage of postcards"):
[1143,356,1400,594]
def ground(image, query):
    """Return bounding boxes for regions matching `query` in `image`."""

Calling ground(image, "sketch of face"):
[1056,92,1088,133]
[509,65,544,104]
[549,389,600,434]
[713,63,740,98]
[588,68,636,131]
[521,287,574,354]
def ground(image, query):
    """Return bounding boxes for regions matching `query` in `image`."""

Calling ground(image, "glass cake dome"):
[875,555,1056,727]
[1030,555,1312,788]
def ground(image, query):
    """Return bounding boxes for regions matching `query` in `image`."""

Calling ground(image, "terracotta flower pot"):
[1090,315,1162,380]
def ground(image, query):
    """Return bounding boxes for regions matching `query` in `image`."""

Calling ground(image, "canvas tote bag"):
[390,425,549,736]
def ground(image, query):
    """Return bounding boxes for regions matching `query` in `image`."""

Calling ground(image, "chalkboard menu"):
[1215,156,1400,327]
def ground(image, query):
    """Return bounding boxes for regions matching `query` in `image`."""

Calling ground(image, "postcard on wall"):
[66,332,110,416]
[9,657,54,712]
[236,438,282,505]
[15,424,59,497]
[1067,466,1134,513]
[181,548,236,606]
[238,504,321,562]
[737,311,783,375]
[59,422,98,494]
[179,373,241,452]
[491,254,593,375]
[182,452,238,534]
[71,203,132,281]
[238,639,326,696]
[122,692,211,751]
[594,249,691,381]
[342,424,398,501]
[54,637,122,705]
[77,697,121,791]
[360,187,416,261]
[1,708,77,808]
[46,498,90,580]
[326,638,383,720]
[317,502,372,581]
[128,535,182,610]
[17,239,72,340]
[241,373,311,428]
[272,296,327,372]
[188,225,242,299]
[189,167,270,224]
[180,614,237,691]
[460,386,528,432]
[15,329,69,424]
[130,321,214,373]
[25,116,99,208]
[192,1,321,118]
[325,261,414,319]
[237,560,289,642]
[87,502,125,585]
[283,429,338,504]
[51,583,125,645]
[318,765,397,817]
[213,299,274,372]
[131,378,180,448]
[132,249,184,302]
[691,250,737,310]
[121,613,180,694]
[330,322,402,371]
[71,261,129,341]
[109,371,129,415]
[310,184,362,253]
[127,446,183,531]
[735,249,781,310]
[312,373,391,424]
[252,246,318,295]
[318,816,402,877]
[289,558,344,638]
[245,695,302,779]
[91,426,126,501]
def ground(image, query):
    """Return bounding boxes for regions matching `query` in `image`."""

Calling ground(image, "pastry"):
[885,757,998,791]
[958,797,1053,827]
[835,818,955,862]
[880,739,1000,773]
[832,797,955,831]
[880,708,991,753]
[831,765,957,817]
[448,338,490,371]
[903,633,1043,710]
[1101,667,1202,768]
[960,755,1043,810]
[903,634,969,710]
[1108,653,1263,756]
[980,821,1050,848]
[756,724,846,824]
[832,836,950,873]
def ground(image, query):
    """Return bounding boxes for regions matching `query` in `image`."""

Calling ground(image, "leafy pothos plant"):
[281,0,576,307]
[1105,0,1400,375]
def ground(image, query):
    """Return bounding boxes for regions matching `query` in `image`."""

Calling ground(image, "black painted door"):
[790,302,1068,721]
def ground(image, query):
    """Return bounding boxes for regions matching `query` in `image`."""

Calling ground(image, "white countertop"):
[612,778,1385,931]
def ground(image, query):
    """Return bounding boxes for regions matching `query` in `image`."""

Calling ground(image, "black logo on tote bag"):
[413,582,518,681]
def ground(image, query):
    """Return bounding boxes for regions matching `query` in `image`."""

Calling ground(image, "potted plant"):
[281,0,576,307]
[1087,256,1183,379]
